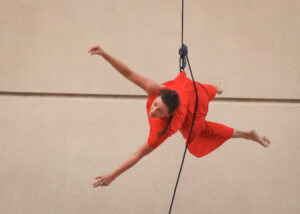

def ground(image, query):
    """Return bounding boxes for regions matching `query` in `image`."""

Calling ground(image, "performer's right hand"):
[93,174,115,187]
[88,45,105,56]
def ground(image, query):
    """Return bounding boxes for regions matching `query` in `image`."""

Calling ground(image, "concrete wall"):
[1,0,299,214]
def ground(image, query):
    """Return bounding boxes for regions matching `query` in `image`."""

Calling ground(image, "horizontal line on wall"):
[214,97,300,104]
[0,91,147,99]
[0,91,299,104]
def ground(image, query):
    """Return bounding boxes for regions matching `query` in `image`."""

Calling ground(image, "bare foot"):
[246,130,271,147]
[215,81,223,95]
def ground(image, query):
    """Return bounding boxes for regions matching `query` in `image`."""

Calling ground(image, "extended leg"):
[232,130,271,147]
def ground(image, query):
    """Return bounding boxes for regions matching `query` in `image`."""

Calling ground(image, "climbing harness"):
[169,0,199,213]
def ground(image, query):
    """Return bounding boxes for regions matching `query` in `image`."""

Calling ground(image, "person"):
[88,45,271,187]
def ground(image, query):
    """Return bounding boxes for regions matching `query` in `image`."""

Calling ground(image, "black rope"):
[169,0,199,213]
[181,0,184,47]
[179,0,186,72]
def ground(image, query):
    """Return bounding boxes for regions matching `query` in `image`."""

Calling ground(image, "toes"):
[215,81,223,94]
[263,136,271,146]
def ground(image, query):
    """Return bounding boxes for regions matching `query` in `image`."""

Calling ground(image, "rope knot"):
[179,44,188,71]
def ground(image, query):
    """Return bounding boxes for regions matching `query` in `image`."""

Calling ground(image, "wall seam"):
[0,91,299,104]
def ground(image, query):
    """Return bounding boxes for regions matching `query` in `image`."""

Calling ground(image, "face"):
[149,96,170,118]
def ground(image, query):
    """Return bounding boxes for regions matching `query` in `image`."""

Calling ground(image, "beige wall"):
[0,0,299,214]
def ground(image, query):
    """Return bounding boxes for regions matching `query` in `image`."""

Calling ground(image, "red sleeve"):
[147,128,170,149]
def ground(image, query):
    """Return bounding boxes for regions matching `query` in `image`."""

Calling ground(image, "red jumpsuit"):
[147,72,234,158]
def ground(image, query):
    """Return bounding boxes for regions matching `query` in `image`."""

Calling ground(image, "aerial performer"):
[89,45,271,188]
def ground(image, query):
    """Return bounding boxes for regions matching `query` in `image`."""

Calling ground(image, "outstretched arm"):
[93,142,154,187]
[88,45,162,95]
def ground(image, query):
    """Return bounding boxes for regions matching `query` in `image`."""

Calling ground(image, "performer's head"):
[149,89,180,118]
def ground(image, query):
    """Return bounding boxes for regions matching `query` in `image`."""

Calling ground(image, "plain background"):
[0,0,299,213]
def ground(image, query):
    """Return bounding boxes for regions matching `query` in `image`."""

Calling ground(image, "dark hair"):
[158,89,180,136]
